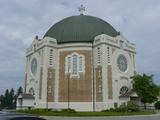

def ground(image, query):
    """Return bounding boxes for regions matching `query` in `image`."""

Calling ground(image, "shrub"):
[115,104,127,112]
[127,101,139,112]
[155,101,160,110]
[102,101,139,112]
[61,108,76,113]
[101,108,115,112]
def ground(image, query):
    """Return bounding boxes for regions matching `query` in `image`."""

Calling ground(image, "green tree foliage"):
[0,95,5,108]
[0,87,23,109]
[4,89,10,108]
[9,88,15,108]
[155,101,160,110]
[132,74,160,109]
[17,86,23,96]
[102,101,139,112]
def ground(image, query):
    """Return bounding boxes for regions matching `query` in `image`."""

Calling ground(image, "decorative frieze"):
[47,67,55,102]
[96,66,103,102]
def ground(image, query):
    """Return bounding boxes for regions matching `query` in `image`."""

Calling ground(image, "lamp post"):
[67,67,70,110]
[92,43,95,112]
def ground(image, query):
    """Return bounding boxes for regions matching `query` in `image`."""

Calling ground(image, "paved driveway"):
[44,114,160,120]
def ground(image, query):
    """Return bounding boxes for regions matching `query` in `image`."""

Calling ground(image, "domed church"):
[20,13,136,111]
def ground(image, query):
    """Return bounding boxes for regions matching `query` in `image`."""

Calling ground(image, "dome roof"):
[44,15,119,44]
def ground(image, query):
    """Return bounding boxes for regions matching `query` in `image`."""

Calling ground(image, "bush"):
[102,101,139,112]
[127,101,139,112]
[155,101,160,110]
[115,104,127,112]
[61,108,76,113]
[101,108,115,112]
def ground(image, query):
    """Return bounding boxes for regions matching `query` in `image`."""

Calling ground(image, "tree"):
[0,87,23,109]
[4,89,10,108]
[155,101,160,111]
[17,86,23,96]
[131,74,160,109]
[9,88,15,108]
[0,95,5,108]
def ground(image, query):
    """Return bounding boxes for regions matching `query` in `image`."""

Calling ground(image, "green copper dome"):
[44,15,119,44]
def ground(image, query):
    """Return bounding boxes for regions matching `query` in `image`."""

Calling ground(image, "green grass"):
[17,109,155,117]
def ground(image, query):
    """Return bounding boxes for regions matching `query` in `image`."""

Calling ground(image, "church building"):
[21,13,136,111]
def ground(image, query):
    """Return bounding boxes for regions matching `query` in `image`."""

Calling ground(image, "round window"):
[29,87,35,95]
[117,55,128,72]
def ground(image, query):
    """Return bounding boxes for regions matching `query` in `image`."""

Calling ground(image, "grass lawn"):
[17,109,155,117]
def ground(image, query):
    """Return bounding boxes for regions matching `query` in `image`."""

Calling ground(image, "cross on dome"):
[78,4,85,15]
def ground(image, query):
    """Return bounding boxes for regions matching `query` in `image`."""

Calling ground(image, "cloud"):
[0,0,160,94]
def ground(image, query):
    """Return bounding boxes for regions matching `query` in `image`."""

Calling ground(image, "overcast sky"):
[0,0,160,94]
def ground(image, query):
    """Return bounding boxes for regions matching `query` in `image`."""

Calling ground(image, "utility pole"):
[92,43,96,112]
[67,67,70,110]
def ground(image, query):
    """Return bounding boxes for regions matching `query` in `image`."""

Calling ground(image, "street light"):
[67,67,70,110]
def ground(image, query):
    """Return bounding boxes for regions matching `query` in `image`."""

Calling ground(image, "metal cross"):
[78,4,85,14]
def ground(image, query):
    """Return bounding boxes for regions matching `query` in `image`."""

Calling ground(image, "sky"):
[0,0,160,94]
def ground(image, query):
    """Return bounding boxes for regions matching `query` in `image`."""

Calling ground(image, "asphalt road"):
[43,114,160,120]
[1,111,160,120]
[0,111,45,120]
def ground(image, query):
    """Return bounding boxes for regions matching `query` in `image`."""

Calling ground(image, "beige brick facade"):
[59,50,92,102]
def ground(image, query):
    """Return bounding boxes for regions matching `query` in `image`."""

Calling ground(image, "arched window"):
[65,53,85,77]
[68,56,71,72]
[72,55,78,75]
[79,56,83,71]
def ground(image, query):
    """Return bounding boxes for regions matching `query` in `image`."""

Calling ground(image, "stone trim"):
[125,43,135,50]
[112,48,116,54]
[120,76,128,80]
[107,38,118,44]
[24,73,27,93]
[39,67,43,99]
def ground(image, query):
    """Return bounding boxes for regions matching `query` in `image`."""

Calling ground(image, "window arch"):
[65,53,85,76]
[29,87,35,95]
[79,56,83,71]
